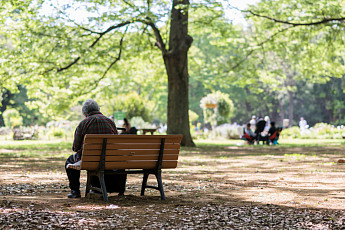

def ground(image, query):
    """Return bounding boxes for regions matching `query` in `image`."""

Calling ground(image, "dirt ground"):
[0,142,345,229]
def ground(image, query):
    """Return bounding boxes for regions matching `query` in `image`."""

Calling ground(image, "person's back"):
[73,111,117,158]
[256,119,266,133]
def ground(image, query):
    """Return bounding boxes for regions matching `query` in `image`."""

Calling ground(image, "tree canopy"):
[1,0,345,138]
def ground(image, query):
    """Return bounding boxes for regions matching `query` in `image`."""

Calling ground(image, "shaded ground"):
[0,140,344,229]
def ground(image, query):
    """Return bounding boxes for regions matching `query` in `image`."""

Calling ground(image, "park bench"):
[80,134,183,202]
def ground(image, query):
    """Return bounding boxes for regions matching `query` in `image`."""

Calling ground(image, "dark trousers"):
[65,154,126,193]
[65,154,82,191]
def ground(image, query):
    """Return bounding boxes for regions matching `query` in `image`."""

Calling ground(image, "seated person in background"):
[122,118,131,134]
[121,118,137,134]
[268,122,279,145]
[244,123,256,144]
[255,117,267,144]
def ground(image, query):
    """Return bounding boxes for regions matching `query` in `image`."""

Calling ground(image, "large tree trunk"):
[164,0,195,146]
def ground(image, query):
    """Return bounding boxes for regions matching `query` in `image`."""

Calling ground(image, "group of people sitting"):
[242,116,281,145]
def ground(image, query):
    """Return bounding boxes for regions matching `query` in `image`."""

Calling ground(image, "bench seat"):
[80,134,182,202]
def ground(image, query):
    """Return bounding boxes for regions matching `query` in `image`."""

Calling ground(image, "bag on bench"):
[91,171,127,193]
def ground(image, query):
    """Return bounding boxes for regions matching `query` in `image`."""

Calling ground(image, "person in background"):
[244,123,256,144]
[268,121,279,145]
[122,118,131,134]
[264,116,270,132]
[249,116,256,132]
[65,99,118,199]
[299,117,308,130]
[255,117,266,144]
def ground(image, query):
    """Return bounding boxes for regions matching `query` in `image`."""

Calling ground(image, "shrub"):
[48,128,65,138]
[130,117,155,129]
[209,123,243,139]
[3,109,23,128]
[281,123,345,139]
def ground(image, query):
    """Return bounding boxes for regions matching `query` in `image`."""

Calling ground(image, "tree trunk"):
[0,89,13,127]
[278,97,285,127]
[288,90,294,127]
[164,0,195,146]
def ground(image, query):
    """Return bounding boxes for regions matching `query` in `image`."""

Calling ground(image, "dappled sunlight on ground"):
[0,139,344,228]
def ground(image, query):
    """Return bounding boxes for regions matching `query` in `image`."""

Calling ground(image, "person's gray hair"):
[82,99,100,115]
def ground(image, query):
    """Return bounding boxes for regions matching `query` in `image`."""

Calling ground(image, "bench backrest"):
[80,134,183,171]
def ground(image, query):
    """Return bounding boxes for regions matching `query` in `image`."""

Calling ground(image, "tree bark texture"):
[164,0,195,146]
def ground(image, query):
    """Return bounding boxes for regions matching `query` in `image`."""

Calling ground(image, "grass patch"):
[0,140,72,150]
[194,138,345,147]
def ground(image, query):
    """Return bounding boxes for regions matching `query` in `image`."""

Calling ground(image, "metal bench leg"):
[155,171,165,200]
[99,171,108,202]
[85,171,92,197]
[141,173,149,196]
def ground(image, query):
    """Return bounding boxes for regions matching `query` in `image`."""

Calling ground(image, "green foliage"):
[47,128,65,138]
[189,110,199,124]
[2,0,345,131]
[281,123,345,139]
[209,124,243,140]
[200,91,234,126]
[281,126,301,139]
[101,92,153,122]
[130,116,155,129]
[3,109,23,128]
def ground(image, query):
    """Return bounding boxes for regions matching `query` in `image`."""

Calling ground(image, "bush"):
[101,92,153,122]
[281,123,345,139]
[48,128,65,138]
[130,117,155,129]
[208,123,243,140]
[3,109,23,128]
[281,126,301,139]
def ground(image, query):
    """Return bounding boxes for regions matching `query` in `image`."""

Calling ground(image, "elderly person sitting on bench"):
[65,99,118,198]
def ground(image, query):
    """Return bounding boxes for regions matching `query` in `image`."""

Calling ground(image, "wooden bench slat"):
[81,160,178,170]
[84,138,181,144]
[84,134,182,140]
[82,149,180,156]
[83,143,181,150]
[83,135,182,144]
[82,154,179,162]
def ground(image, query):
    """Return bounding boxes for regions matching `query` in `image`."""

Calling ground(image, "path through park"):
[0,140,344,229]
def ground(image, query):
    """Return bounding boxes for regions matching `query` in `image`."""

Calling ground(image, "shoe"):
[67,190,81,198]
[66,160,81,170]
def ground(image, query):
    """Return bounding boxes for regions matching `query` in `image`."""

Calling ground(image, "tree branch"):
[229,27,290,70]
[245,10,345,27]
[138,18,167,53]
[97,27,128,82]
[89,21,132,48]
[42,21,131,75]
[76,26,129,96]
